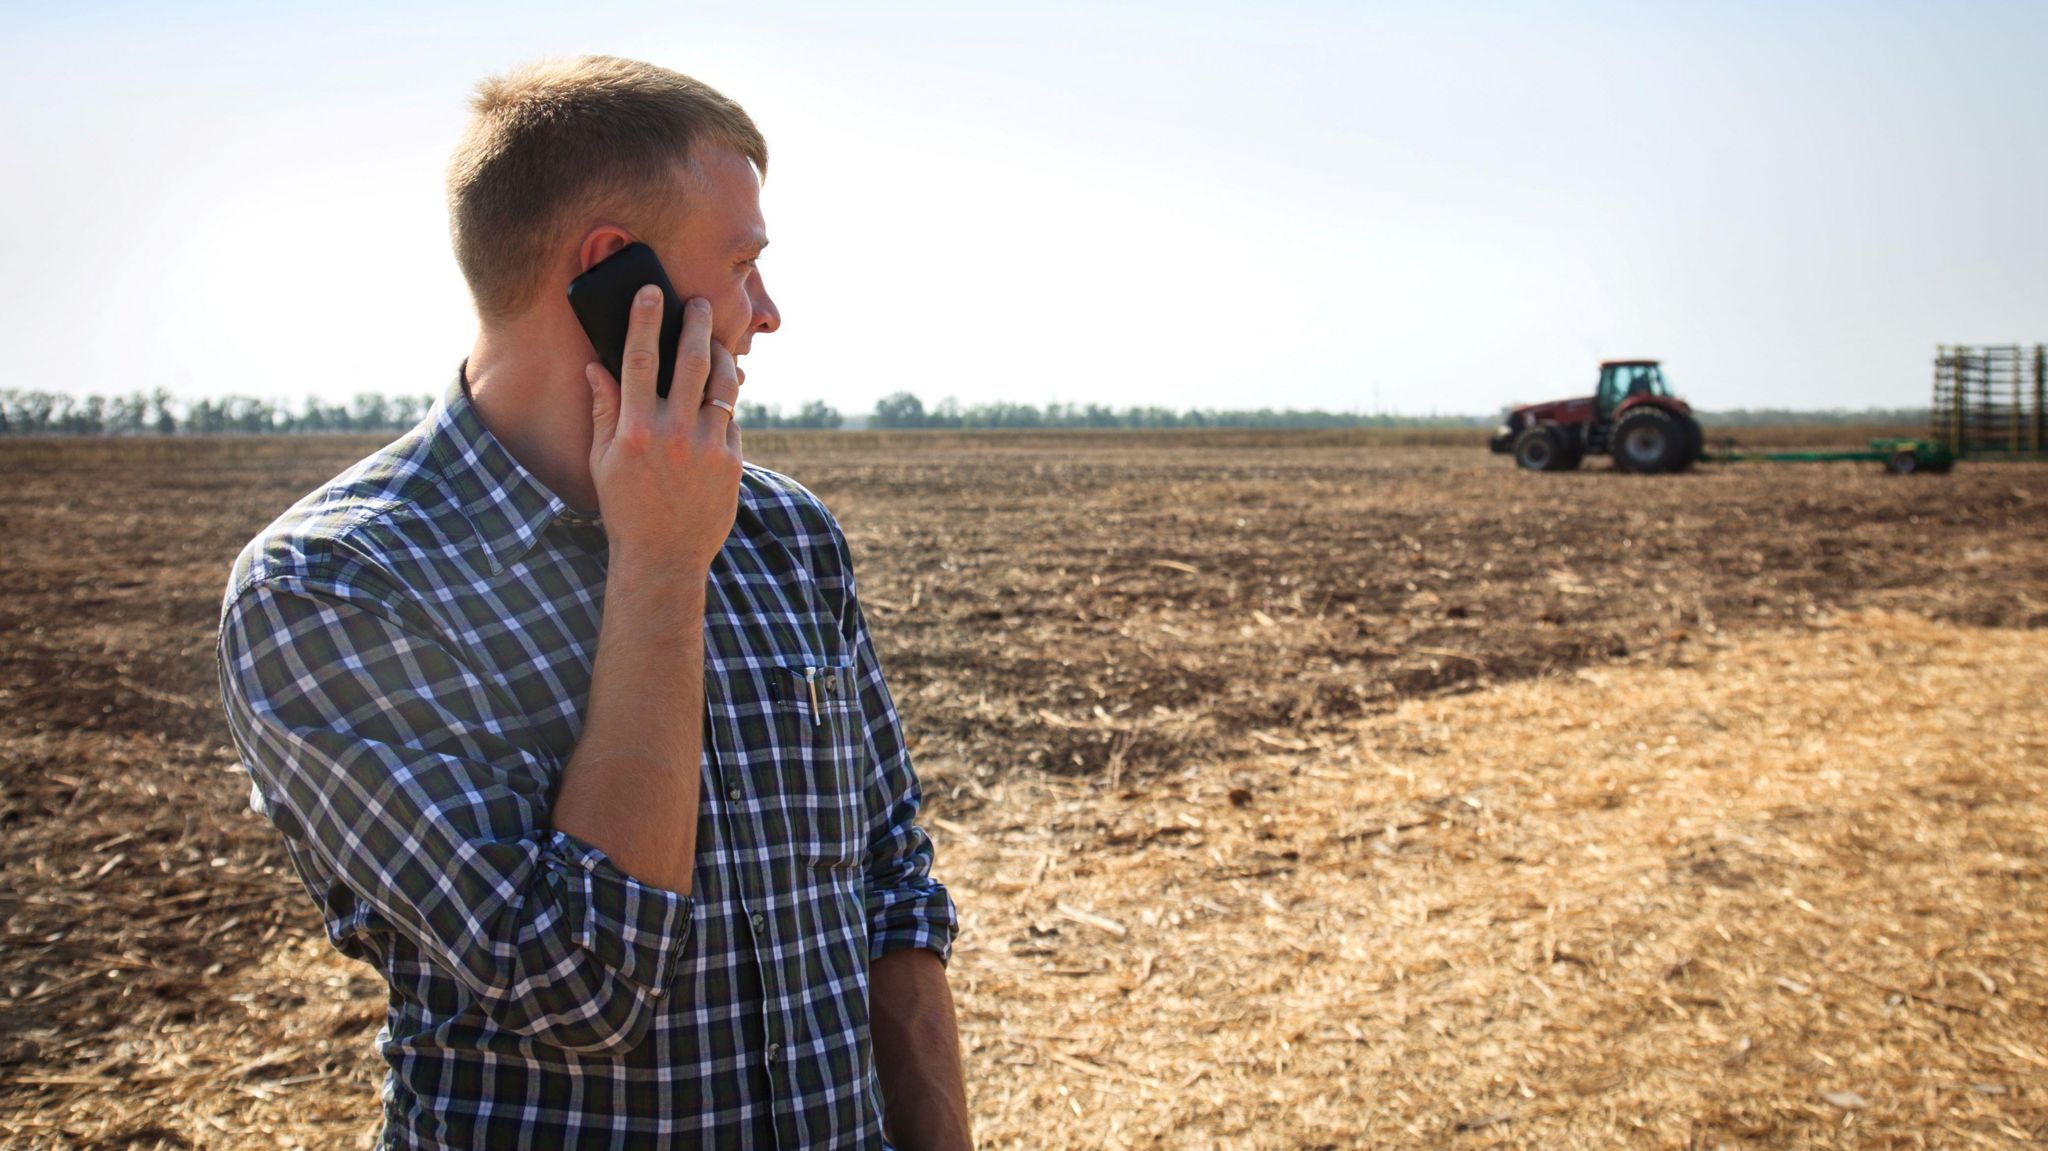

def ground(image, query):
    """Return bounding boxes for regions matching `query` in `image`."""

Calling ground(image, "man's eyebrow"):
[733,235,770,256]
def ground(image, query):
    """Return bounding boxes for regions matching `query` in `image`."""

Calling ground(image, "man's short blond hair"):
[447,56,767,321]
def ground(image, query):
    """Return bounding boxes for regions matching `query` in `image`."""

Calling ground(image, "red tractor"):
[1488,359,1702,473]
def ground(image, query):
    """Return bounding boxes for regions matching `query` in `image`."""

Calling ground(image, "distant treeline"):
[0,387,1931,436]
[0,388,845,435]
[0,389,439,435]
[864,392,1485,430]
[737,400,844,429]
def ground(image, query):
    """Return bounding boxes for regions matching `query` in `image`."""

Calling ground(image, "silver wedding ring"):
[706,398,736,417]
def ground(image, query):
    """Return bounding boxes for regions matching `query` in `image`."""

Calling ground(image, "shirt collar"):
[426,365,597,572]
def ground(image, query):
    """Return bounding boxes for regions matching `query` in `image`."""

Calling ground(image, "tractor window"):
[1619,365,1669,399]
[1596,369,1623,412]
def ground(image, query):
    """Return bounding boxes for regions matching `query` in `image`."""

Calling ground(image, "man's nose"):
[751,273,780,335]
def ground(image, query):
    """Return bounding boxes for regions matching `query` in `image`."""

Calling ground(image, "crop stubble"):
[0,432,2041,1148]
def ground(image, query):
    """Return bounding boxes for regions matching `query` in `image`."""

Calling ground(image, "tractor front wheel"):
[1514,426,1568,472]
[1612,408,1691,474]
[1886,449,1921,475]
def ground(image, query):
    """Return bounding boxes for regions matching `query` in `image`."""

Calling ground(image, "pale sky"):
[2,1,2043,417]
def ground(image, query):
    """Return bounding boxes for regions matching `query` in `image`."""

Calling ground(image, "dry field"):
[1,430,2043,1149]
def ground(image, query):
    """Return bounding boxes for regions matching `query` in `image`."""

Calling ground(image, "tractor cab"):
[1595,361,1673,416]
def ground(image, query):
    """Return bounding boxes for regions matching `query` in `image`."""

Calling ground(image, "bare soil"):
[1,431,2042,1148]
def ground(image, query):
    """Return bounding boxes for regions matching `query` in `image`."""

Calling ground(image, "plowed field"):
[3,432,2043,1148]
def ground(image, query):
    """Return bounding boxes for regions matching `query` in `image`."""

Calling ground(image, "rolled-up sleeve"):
[831,562,958,964]
[218,571,693,1054]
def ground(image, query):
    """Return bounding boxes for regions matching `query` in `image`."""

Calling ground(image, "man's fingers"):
[702,341,740,426]
[587,362,621,455]
[672,297,714,409]
[618,283,665,420]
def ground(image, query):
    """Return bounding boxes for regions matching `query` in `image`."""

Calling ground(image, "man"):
[216,56,970,1149]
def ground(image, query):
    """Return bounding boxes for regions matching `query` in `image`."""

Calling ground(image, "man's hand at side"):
[551,285,743,897]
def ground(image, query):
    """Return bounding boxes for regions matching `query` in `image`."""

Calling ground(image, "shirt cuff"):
[868,878,959,966]
[542,828,694,996]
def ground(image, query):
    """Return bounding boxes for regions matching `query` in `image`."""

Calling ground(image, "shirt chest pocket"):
[764,662,867,872]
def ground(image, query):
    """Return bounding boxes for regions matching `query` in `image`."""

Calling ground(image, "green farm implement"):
[1712,344,2046,474]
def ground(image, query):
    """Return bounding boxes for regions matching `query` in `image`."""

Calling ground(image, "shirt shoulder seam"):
[225,491,425,606]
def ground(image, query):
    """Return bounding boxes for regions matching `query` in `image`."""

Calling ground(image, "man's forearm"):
[871,947,972,1151]
[549,560,706,895]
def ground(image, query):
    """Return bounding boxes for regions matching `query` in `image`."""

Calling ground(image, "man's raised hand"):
[585,286,744,578]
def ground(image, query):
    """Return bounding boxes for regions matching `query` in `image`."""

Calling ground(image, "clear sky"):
[2,0,2043,417]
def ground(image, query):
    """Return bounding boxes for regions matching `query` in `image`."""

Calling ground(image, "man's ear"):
[575,227,635,275]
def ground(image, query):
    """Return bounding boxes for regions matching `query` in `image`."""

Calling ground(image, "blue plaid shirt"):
[216,370,956,1148]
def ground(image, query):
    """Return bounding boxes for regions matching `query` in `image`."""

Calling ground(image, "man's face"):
[645,145,780,366]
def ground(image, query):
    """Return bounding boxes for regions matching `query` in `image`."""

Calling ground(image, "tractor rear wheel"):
[1612,407,1690,474]
[1514,426,1568,471]
[1668,414,1703,473]
[1886,449,1921,475]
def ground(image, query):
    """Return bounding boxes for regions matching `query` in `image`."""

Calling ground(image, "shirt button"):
[766,1042,781,1061]
[728,786,743,801]
[750,913,766,932]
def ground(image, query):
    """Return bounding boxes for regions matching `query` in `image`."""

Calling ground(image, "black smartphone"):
[567,242,686,398]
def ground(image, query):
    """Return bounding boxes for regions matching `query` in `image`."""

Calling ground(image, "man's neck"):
[464,317,600,516]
